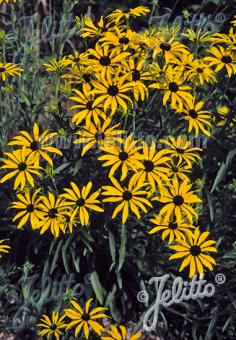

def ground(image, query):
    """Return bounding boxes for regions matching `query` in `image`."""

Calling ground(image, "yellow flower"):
[151,36,189,62]
[107,6,150,24]
[43,57,71,73]
[86,43,130,78]
[210,28,236,52]
[70,84,106,126]
[159,136,202,168]
[165,160,191,181]
[204,46,236,77]
[169,228,217,278]
[12,188,44,229]
[153,178,202,224]
[102,176,152,224]
[175,99,212,136]
[133,141,170,191]
[91,71,135,115]
[64,298,108,339]
[0,148,42,190]
[80,16,118,39]
[150,73,193,110]
[66,51,89,68]
[100,28,137,52]
[62,182,104,226]
[0,62,23,81]
[8,123,62,166]
[217,105,229,115]
[38,193,67,237]
[37,311,67,340]
[184,58,217,86]
[149,214,194,244]
[98,134,143,181]
[125,57,151,101]
[63,209,79,233]
[102,325,142,340]
[181,28,212,44]
[74,118,124,156]
[61,65,94,86]
[0,240,10,258]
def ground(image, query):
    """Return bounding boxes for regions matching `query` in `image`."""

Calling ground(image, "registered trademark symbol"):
[215,273,226,284]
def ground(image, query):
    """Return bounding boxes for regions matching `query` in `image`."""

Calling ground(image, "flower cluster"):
[37,298,142,340]
[2,5,234,282]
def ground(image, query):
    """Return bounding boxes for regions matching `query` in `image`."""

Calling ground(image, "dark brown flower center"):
[26,204,35,212]
[132,70,141,81]
[221,55,232,64]
[73,57,80,62]
[83,73,92,82]
[50,324,57,330]
[119,37,129,44]
[107,85,119,96]
[48,208,58,218]
[30,140,41,151]
[95,132,105,141]
[190,245,201,256]
[0,67,6,72]
[176,148,185,154]
[144,160,154,172]
[160,42,171,51]
[119,151,128,161]
[197,67,203,73]
[169,221,178,229]
[99,56,111,66]
[189,109,198,118]
[76,198,85,206]
[18,162,27,171]
[123,190,132,201]
[86,101,94,110]
[82,313,90,321]
[172,166,178,173]
[173,195,184,206]
[169,82,179,92]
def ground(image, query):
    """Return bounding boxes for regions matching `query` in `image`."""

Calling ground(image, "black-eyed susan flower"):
[12,188,44,229]
[62,182,104,226]
[86,43,130,78]
[39,193,67,237]
[204,46,236,77]
[0,148,42,190]
[153,178,202,224]
[8,123,62,166]
[102,176,152,224]
[100,28,137,52]
[0,240,10,258]
[160,136,202,168]
[63,208,79,233]
[62,65,94,86]
[133,141,170,191]
[80,16,118,39]
[169,227,217,278]
[185,58,217,86]
[175,99,212,136]
[0,62,23,81]
[37,311,67,340]
[150,73,193,110]
[107,6,150,24]
[43,57,71,73]
[74,118,124,156]
[98,134,143,181]
[102,325,142,340]
[70,84,106,126]
[149,214,194,244]
[125,57,151,101]
[64,298,108,339]
[165,160,191,181]
[181,28,212,44]
[66,51,89,67]
[91,71,135,115]
[151,36,189,62]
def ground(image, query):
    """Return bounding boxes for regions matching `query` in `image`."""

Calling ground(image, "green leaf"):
[118,224,126,272]
[91,271,104,305]
[109,230,116,271]
[50,240,63,275]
